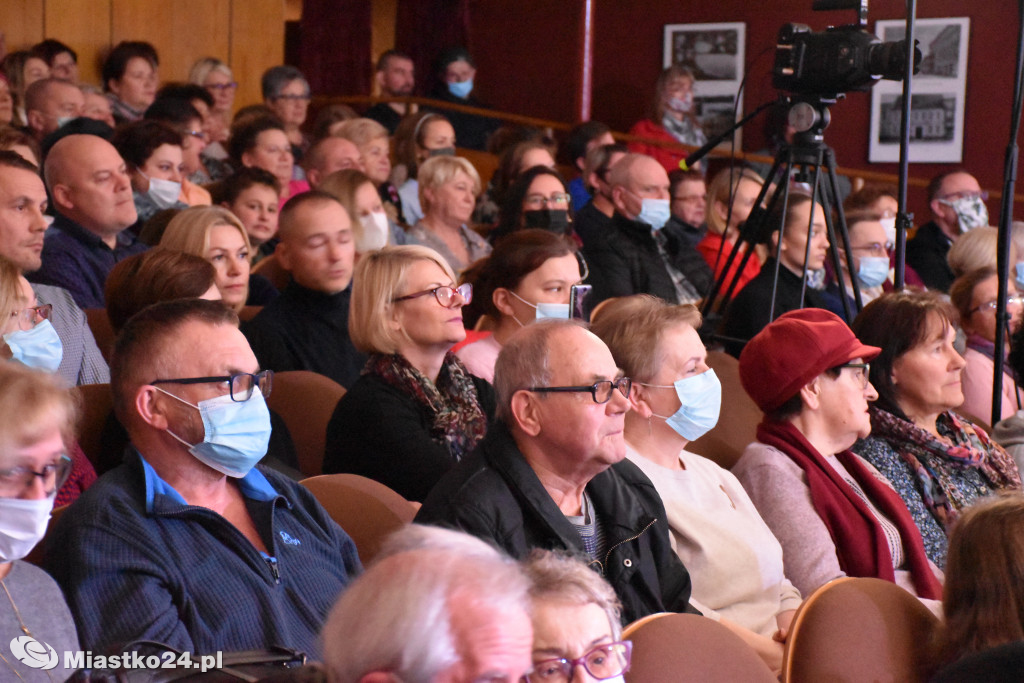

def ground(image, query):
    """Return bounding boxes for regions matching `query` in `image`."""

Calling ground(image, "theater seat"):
[265,371,346,476]
[252,254,289,291]
[687,350,762,469]
[300,473,417,564]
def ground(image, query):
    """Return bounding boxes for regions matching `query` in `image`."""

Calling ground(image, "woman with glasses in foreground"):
[852,291,1022,569]
[323,246,495,501]
[0,361,80,681]
[733,308,944,605]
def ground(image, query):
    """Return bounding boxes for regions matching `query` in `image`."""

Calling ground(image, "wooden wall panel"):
[371,0,398,89]
[44,0,112,85]
[0,1,45,51]
[230,0,286,109]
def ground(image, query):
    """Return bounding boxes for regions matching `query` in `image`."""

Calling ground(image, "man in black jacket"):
[582,153,713,311]
[416,320,697,624]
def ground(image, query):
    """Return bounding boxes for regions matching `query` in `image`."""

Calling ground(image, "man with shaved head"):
[29,133,146,308]
[24,77,84,142]
[304,136,365,188]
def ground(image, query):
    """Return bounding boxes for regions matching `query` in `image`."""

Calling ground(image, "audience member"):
[324,245,492,500]
[262,65,311,159]
[406,155,491,272]
[104,248,218,332]
[229,115,309,205]
[189,57,237,146]
[160,205,278,311]
[720,192,837,357]
[319,168,404,253]
[583,152,713,308]
[112,120,190,226]
[822,210,891,311]
[491,166,575,242]
[994,325,1024,473]
[321,525,533,683]
[488,138,557,215]
[427,46,499,151]
[218,167,282,262]
[733,308,944,602]
[364,50,417,134]
[145,95,221,191]
[0,151,108,385]
[23,77,83,142]
[0,74,14,127]
[310,104,360,140]
[667,168,707,248]
[0,362,81,681]
[908,169,988,292]
[416,319,698,623]
[78,83,116,129]
[844,183,899,246]
[393,111,456,226]
[522,550,634,683]
[696,167,765,294]
[851,291,1022,567]
[592,295,800,669]
[33,38,79,83]
[46,299,361,656]
[932,494,1024,682]
[458,230,581,382]
[950,267,1023,423]
[243,191,366,387]
[333,118,397,217]
[0,127,41,167]
[628,66,705,173]
[304,136,364,188]
[947,226,1005,279]
[564,121,615,210]
[31,134,146,309]
[1,49,49,127]
[573,142,627,248]
[102,41,159,125]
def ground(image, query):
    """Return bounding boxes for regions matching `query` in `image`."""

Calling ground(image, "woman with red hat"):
[732,307,943,604]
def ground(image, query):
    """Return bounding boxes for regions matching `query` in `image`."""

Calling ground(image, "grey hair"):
[261,65,309,100]
[523,549,623,637]
[493,319,588,424]
[606,152,651,190]
[321,528,531,683]
[374,524,506,563]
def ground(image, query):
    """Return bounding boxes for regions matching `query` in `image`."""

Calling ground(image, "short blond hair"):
[349,245,458,354]
[0,362,78,458]
[590,295,702,383]
[418,155,481,212]
[948,227,1007,278]
[333,117,389,150]
[159,205,251,258]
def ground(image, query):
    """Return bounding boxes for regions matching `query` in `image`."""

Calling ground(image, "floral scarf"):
[364,352,488,460]
[869,406,1022,529]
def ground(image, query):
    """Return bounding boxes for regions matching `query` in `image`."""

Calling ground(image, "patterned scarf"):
[869,406,1022,530]
[364,352,488,460]
[661,113,706,147]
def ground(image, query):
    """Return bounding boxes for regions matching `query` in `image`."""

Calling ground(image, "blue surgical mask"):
[636,198,671,231]
[1016,262,1024,291]
[644,369,721,441]
[3,319,63,373]
[448,79,473,99]
[857,256,890,288]
[508,289,570,324]
[158,386,272,478]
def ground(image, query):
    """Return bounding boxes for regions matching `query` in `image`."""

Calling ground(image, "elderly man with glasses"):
[417,319,698,625]
[45,298,361,659]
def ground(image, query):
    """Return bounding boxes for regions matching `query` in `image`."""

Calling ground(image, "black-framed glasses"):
[972,295,1024,314]
[10,304,52,331]
[151,370,274,402]
[392,283,472,307]
[0,454,72,497]
[840,362,871,389]
[524,192,571,209]
[527,378,632,404]
[524,641,632,683]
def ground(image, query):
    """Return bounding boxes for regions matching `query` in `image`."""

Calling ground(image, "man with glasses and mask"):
[45,299,361,658]
[908,169,989,292]
[823,211,894,312]
[417,319,698,624]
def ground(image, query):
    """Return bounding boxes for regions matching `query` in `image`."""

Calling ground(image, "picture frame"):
[869,17,970,163]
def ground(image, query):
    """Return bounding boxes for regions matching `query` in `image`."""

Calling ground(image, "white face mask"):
[879,216,897,246]
[0,495,54,562]
[141,173,182,210]
[357,211,390,252]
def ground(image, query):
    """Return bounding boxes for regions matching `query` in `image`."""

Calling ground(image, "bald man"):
[28,134,147,308]
[24,78,84,142]
[304,136,365,188]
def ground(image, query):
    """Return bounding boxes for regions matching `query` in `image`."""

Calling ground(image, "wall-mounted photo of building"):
[879,93,956,143]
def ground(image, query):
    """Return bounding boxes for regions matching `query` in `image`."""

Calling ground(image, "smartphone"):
[569,284,592,320]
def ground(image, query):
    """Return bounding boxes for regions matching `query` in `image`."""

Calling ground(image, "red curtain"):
[395,0,472,96]
[297,0,374,96]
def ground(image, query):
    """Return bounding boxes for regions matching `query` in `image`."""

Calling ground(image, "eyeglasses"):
[841,362,871,389]
[973,295,1024,314]
[524,641,632,683]
[186,129,209,143]
[273,93,311,102]
[206,81,239,91]
[939,190,988,203]
[0,454,72,497]
[850,241,893,257]
[524,193,571,210]
[527,378,632,404]
[151,370,274,402]
[9,304,53,331]
[392,283,472,308]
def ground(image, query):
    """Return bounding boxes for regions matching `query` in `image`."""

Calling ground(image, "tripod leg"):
[825,148,863,315]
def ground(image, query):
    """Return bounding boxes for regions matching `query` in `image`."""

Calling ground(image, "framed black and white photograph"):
[869,17,969,162]
[664,22,746,148]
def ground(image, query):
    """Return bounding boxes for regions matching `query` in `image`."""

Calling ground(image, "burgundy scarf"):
[757,420,942,600]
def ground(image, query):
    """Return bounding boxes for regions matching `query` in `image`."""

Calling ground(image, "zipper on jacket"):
[601,518,658,572]
[266,556,280,584]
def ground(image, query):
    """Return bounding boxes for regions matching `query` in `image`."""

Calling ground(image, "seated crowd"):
[3,34,1024,683]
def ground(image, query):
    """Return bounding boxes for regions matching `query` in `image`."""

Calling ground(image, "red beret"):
[738,308,881,414]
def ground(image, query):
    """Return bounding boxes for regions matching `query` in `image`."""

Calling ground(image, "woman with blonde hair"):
[189,57,236,145]
[628,65,706,173]
[159,205,278,312]
[948,227,1008,279]
[407,155,491,272]
[696,167,766,294]
[318,168,394,255]
[323,245,494,501]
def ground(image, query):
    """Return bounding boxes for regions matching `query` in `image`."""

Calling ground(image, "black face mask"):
[427,146,456,158]
[523,209,570,233]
